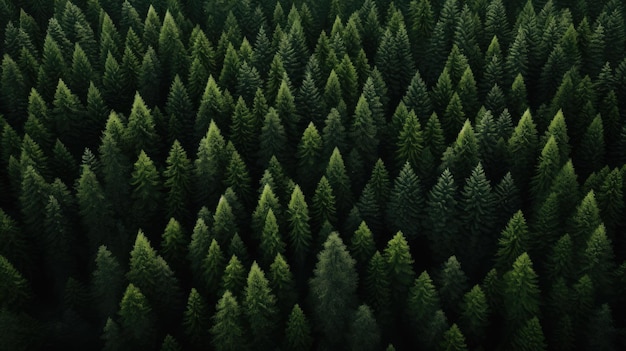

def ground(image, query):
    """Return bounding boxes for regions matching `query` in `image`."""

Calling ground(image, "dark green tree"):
[309,232,358,347]
[459,163,496,273]
[211,291,247,351]
[384,232,415,305]
[440,324,468,351]
[509,317,547,351]
[284,304,312,351]
[130,151,161,230]
[503,253,540,330]
[118,284,155,349]
[243,262,279,348]
[160,218,186,274]
[459,284,489,345]
[348,304,381,351]
[164,141,191,222]
[182,288,210,347]
[426,169,458,262]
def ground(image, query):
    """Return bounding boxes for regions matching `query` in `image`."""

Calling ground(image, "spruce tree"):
[211,291,247,351]
[244,262,279,350]
[309,232,358,347]
[284,304,312,351]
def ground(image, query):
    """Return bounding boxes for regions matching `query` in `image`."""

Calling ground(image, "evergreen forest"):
[1,0,626,349]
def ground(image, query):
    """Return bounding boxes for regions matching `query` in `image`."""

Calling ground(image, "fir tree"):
[211,291,247,351]
[284,304,312,351]
[309,232,358,347]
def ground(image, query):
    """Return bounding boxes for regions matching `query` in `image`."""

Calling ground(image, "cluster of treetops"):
[0,0,625,349]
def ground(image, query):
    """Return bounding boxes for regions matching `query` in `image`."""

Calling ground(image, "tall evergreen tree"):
[211,291,247,351]
[309,232,358,347]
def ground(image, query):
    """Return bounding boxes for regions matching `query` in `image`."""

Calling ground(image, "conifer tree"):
[244,262,279,349]
[0,255,30,309]
[258,107,287,167]
[194,120,226,207]
[311,176,337,228]
[348,305,381,351]
[387,162,424,241]
[440,120,479,182]
[284,304,312,351]
[503,253,540,330]
[125,93,157,157]
[296,123,323,190]
[92,246,124,320]
[440,324,468,351]
[384,232,415,306]
[508,110,539,192]
[118,284,155,349]
[268,253,296,315]
[459,284,489,345]
[426,169,458,262]
[211,291,247,351]
[183,288,210,348]
[164,141,191,222]
[127,231,181,318]
[509,317,547,351]
[130,151,161,230]
[325,148,353,215]
[459,163,496,273]
[310,232,358,347]
[287,185,312,266]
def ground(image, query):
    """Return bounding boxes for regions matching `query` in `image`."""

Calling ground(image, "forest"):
[0,0,625,349]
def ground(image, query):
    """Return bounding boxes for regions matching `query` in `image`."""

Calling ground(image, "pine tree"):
[509,317,547,351]
[251,184,282,240]
[495,211,530,272]
[322,108,347,159]
[508,109,539,192]
[384,232,415,305]
[259,209,286,267]
[50,79,84,155]
[138,46,162,108]
[503,253,540,329]
[159,11,187,84]
[440,324,468,351]
[348,305,381,351]
[459,284,489,345]
[37,35,66,104]
[531,136,561,204]
[258,107,287,167]
[440,120,479,181]
[395,109,424,170]
[311,176,337,228]
[582,224,615,294]
[325,148,353,215]
[576,115,605,179]
[284,304,312,351]
[212,195,238,247]
[243,262,278,349]
[183,288,210,347]
[118,284,155,349]
[287,185,312,267]
[268,253,296,315]
[194,120,226,208]
[160,218,186,274]
[569,190,602,248]
[125,94,157,157]
[76,164,114,252]
[91,246,124,320]
[130,151,161,230]
[211,291,247,351]
[127,231,181,318]
[310,232,358,347]
[350,221,376,271]
[296,123,323,190]
[164,141,191,222]
[426,169,458,262]
[459,163,496,273]
[0,255,30,309]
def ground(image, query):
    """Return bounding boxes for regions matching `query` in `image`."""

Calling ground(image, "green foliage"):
[310,232,358,347]
[284,304,312,351]
[211,291,247,351]
[244,262,279,349]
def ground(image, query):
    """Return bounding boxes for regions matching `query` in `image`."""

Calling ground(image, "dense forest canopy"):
[0,0,625,349]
